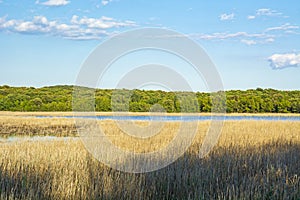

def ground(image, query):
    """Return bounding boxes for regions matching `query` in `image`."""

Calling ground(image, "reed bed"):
[0,117,77,137]
[0,117,299,199]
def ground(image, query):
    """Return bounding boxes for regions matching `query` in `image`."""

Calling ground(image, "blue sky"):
[0,0,299,91]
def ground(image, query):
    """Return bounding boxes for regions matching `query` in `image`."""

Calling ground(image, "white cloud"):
[0,14,296,44]
[101,0,112,6]
[248,8,284,20]
[70,15,136,29]
[256,8,282,17]
[15,21,38,32]
[220,13,234,21]
[0,15,136,40]
[195,31,271,40]
[268,53,300,69]
[38,0,70,6]
[265,38,275,43]
[188,31,277,46]
[33,16,48,24]
[247,15,255,20]
[0,17,17,28]
[265,23,299,32]
[241,39,256,45]
[145,23,294,45]
[143,31,276,46]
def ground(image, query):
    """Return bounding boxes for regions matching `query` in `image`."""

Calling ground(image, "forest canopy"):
[0,85,299,113]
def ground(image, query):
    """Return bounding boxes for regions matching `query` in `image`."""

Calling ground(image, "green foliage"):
[0,85,299,113]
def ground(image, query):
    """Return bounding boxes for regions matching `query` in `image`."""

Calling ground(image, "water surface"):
[37,115,300,121]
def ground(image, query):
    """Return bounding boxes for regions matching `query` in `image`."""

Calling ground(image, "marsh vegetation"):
[0,116,299,199]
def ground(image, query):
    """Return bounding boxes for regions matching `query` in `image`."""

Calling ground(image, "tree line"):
[0,85,299,113]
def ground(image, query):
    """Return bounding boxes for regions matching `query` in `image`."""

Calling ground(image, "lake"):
[37,115,300,121]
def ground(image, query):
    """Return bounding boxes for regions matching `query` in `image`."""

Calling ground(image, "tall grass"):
[0,116,77,137]
[0,118,299,199]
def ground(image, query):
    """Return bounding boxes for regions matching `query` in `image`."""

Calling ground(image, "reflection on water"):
[0,136,78,143]
[38,115,300,121]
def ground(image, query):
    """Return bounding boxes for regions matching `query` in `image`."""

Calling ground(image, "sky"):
[0,0,299,91]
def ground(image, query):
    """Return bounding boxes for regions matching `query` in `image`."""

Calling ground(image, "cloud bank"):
[193,31,275,45]
[268,53,300,69]
[248,8,283,19]
[0,15,136,40]
[256,8,282,17]
[265,23,299,32]
[0,13,297,44]
[38,0,70,6]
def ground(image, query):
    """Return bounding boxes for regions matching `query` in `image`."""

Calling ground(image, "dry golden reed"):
[0,116,77,137]
[0,116,299,199]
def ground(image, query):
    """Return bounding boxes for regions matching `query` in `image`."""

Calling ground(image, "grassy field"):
[0,116,299,199]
